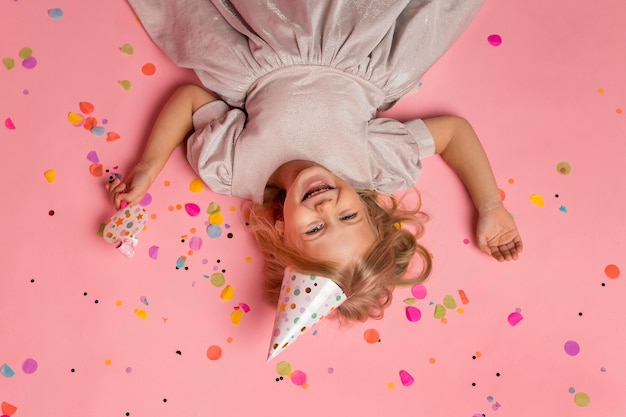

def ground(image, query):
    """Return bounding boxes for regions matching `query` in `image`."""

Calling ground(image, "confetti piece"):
[291,370,307,386]
[458,290,469,304]
[68,112,84,126]
[106,132,121,142]
[79,102,94,114]
[86,150,99,163]
[22,57,37,69]
[557,161,571,175]
[559,205,568,213]
[206,345,222,360]
[134,309,148,320]
[564,340,580,356]
[207,202,221,214]
[91,126,106,136]
[574,392,590,407]
[4,117,15,129]
[209,212,223,225]
[399,370,414,386]
[411,284,427,299]
[185,203,201,217]
[22,358,38,374]
[83,117,97,131]
[44,169,55,183]
[443,295,457,309]
[364,328,380,344]
[1,402,17,415]
[220,285,235,301]
[230,309,244,325]
[176,256,187,269]
[487,34,502,46]
[189,236,203,251]
[18,47,33,59]
[1,363,15,378]
[118,80,132,91]
[605,264,620,279]
[507,312,523,326]
[405,306,422,322]
[189,178,204,193]
[433,304,446,319]
[210,272,225,287]
[148,245,159,260]
[239,303,250,313]
[276,361,292,376]
[119,43,134,55]
[529,194,544,207]
[2,58,15,70]
[403,298,417,305]
[142,62,156,76]
[207,224,222,238]
[89,163,103,177]
[48,8,64,19]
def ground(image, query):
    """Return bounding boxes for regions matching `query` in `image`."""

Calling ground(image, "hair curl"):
[246,188,431,323]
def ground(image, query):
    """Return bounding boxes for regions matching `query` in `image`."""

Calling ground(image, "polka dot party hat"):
[101,203,147,258]
[267,267,347,361]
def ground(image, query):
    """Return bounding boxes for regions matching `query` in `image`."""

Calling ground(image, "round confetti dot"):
[185,203,201,217]
[556,161,571,175]
[209,272,225,287]
[125,367,133,373]
[139,193,152,206]
[564,340,580,356]
[19,47,33,59]
[206,345,222,360]
[574,392,590,407]
[207,224,222,238]
[429,357,436,364]
[115,300,122,306]
[598,88,605,94]
[387,382,395,389]
[276,361,292,376]
[48,210,55,216]
[48,8,64,19]
[487,34,502,46]
[290,370,307,386]
[189,178,204,193]
[245,256,252,263]
[463,238,470,244]
[508,178,515,184]
[142,62,156,76]
[22,57,37,69]
[411,284,427,299]
[22,358,38,374]
[363,328,380,344]
[617,108,623,115]
[105,359,112,366]
[207,202,221,214]
[605,264,620,279]
[507,312,523,326]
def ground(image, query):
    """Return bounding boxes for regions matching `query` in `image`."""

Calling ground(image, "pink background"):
[1,1,625,416]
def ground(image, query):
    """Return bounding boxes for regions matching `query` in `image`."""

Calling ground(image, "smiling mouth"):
[302,183,334,201]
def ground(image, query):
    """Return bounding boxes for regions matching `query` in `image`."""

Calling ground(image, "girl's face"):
[281,166,376,264]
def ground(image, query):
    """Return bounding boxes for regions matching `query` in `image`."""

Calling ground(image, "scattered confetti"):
[574,392,590,407]
[185,203,201,217]
[206,345,222,360]
[399,370,414,386]
[411,284,427,299]
[605,264,620,279]
[120,44,134,55]
[79,102,95,114]
[443,295,457,309]
[207,224,222,239]
[142,62,157,76]
[89,163,103,177]
[189,178,204,193]
[210,272,225,287]
[68,112,84,126]
[564,340,580,356]
[507,311,523,326]
[405,306,422,322]
[21,358,38,374]
[291,370,307,386]
[48,8,64,19]
[557,161,571,175]
[1,363,15,378]
[22,57,37,70]
[3,58,15,70]
[4,117,15,129]
[1,402,17,416]
[529,194,544,207]
[487,34,502,46]
[189,236,203,251]
[458,290,469,304]
[230,309,244,325]
[276,361,292,376]
[119,80,132,91]
[86,150,100,163]
[44,169,56,183]
[220,285,235,301]
[433,304,446,319]
[134,309,148,320]
[106,132,121,142]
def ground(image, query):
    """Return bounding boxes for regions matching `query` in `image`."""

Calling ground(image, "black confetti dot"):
[555,194,559,198]
[83,292,88,296]
[176,350,182,355]
[30,278,35,283]
[602,283,606,287]
[94,300,99,304]
[496,372,501,377]
[472,355,477,360]
[221,269,226,273]
[163,398,167,403]
[217,259,221,263]
[126,413,130,416]
[472,382,476,386]
[227,233,233,239]
[49,210,55,216]
[579,312,583,316]
[70,368,75,373]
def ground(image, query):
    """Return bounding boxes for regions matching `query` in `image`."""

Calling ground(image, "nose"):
[314,198,333,213]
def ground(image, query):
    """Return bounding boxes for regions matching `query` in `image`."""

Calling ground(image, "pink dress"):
[128,0,483,203]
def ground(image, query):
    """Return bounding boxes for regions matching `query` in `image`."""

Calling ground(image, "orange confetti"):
[1,401,17,416]
[499,188,506,201]
[106,132,121,142]
[89,163,103,177]
[142,62,156,76]
[605,264,620,279]
[207,345,222,360]
[458,289,469,304]
[363,328,380,344]
[79,101,95,114]
[83,117,97,130]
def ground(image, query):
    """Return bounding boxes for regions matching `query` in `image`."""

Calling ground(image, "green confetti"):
[443,295,457,310]
[3,58,15,70]
[118,80,132,91]
[18,47,33,59]
[119,43,134,55]
[434,304,446,319]
[403,298,417,305]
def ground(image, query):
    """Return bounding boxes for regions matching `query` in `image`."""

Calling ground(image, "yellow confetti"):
[67,112,84,125]
[529,194,544,207]
[134,309,148,320]
[118,80,132,91]
[44,169,55,183]
[276,361,292,376]
[230,309,244,325]
[220,285,235,301]
[189,178,204,193]
[119,43,134,55]
[443,295,457,309]
[209,212,223,225]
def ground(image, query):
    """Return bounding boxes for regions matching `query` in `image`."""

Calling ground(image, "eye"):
[306,223,325,235]
[340,213,357,221]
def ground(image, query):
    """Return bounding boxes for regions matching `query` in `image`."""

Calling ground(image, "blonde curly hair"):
[247,189,431,322]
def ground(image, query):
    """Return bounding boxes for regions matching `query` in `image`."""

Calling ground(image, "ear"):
[274,220,285,237]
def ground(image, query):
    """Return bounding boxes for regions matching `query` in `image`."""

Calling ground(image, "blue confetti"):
[1,363,15,378]
[48,8,64,20]
[207,224,222,239]
[91,126,106,136]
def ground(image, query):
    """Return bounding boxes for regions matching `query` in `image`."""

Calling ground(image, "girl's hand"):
[476,203,523,262]
[105,164,154,210]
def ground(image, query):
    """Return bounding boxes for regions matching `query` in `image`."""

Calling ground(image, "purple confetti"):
[564,340,580,356]
[148,245,159,260]
[22,358,38,374]
[139,193,152,206]
[86,150,99,163]
[22,57,37,69]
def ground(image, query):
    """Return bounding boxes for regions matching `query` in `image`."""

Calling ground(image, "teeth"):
[303,184,332,201]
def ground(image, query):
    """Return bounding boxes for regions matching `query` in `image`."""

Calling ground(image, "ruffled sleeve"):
[186,100,246,196]
[366,117,435,194]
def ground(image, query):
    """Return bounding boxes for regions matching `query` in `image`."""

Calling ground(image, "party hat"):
[267,267,347,361]
[101,203,147,258]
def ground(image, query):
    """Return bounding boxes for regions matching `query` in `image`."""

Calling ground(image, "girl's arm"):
[423,116,523,261]
[106,84,217,209]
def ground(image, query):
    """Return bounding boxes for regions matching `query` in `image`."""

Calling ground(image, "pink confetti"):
[399,370,414,386]
[5,117,15,130]
[86,150,99,163]
[148,245,159,260]
[291,370,307,386]
[239,303,251,313]
[139,193,152,206]
[185,203,201,217]
[564,340,580,356]
[488,34,502,46]
[22,57,37,69]
[189,236,203,251]
[405,306,422,322]
[507,312,523,326]
[410,284,427,300]
[22,358,38,374]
